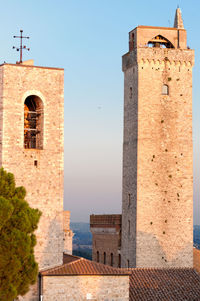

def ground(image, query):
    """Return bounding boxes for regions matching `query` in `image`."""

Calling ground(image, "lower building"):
[90,214,121,267]
[40,254,130,301]
[39,254,200,300]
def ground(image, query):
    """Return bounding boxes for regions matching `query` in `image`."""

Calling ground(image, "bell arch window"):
[24,95,44,149]
[148,35,174,48]
[162,84,169,95]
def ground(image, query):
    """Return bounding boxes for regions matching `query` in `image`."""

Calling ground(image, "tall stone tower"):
[121,8,194,268]
[0,61,64,295]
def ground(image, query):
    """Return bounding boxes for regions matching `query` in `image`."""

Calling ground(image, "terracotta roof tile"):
[41,254,130,276]
[130,268,200,300]
[63,253,80,264]
[90,214,122,226]
[41,255,200,299]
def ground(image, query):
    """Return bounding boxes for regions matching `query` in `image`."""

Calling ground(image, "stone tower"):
[121,8,194,268]
[0,61,64,297]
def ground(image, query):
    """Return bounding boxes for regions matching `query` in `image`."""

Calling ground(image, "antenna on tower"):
[13,29,30,64]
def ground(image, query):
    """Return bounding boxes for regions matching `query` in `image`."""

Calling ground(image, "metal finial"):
[13,29,30,64]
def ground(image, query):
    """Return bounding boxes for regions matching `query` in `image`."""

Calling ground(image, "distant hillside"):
[71,222,92,260]
[71,222,90,233]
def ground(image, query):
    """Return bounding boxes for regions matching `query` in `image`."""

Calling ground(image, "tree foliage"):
[0,168,42,301]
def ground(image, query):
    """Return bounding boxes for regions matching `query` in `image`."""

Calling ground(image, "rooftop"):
[90,214,122,226]
[130,25,186,32]
[41,254,200,299]
[0,62,64,71]
[130,268,200,300]
[41,254,129,276]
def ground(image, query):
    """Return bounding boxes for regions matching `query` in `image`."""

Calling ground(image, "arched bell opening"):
[24,95,44,149]
[148,35,175,48]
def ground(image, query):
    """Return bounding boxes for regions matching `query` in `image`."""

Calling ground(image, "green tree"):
[0,168,42,301]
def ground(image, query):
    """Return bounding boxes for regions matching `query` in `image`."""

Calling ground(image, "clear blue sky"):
[1,0,199,224]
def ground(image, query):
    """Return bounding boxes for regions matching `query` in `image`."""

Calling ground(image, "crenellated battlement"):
[123,48,194,71]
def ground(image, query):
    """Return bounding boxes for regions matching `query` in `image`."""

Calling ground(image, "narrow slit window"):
[111,253,113,266]
[162,84,169,95]
[128,194,131,207]
[129,87,133,98]
[97,251,99,262]
[129,33,135,52]
[118,254,121,268]
[103,252,106,264]
[132,33,134,49]
[128,220,131,235]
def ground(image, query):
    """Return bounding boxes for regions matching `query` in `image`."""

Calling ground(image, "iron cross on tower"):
[13,30,30,64]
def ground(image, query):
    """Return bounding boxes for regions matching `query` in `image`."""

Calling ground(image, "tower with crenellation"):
[121,8,194,268]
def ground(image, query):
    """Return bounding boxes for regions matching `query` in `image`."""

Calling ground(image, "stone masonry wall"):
[42,275,129,301]
[122,44,194,268]
[137,48,194,268]
[0,63,64,300]
[63,210,73,254]
[121,50,138,268]
[92,232,121,267]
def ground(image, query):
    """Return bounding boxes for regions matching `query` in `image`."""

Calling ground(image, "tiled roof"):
[41,254,200,299]
[90,214,122,226]
[130,268,200,301]
[41,254,130,276]
[63,253,80,264]
[194,247,200,273]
